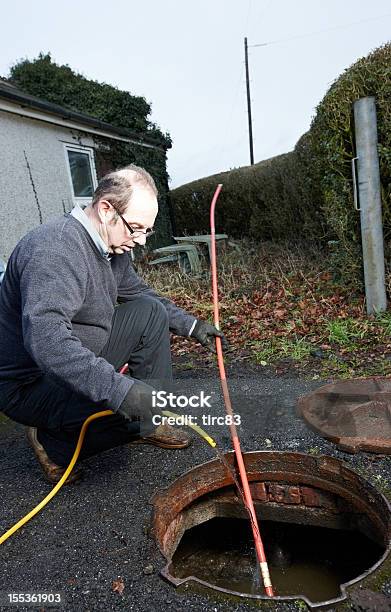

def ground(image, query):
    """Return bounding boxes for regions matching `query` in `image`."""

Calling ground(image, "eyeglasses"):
[116,210,155,239]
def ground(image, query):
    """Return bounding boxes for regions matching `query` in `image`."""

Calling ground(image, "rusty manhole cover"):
[151,451,391,609]
[298,378,391,453]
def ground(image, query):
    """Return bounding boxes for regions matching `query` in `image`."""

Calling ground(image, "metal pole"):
[353,96,387,315]
[244,37,254,165]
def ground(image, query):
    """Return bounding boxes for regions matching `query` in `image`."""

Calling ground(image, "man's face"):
[100,185,158,255]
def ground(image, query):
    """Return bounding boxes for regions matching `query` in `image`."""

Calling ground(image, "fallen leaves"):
[141,245,391,377]
[111,577,125,595]
[274,308,287,319]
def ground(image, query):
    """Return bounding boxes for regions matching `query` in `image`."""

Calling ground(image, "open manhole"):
[151,451,391,609]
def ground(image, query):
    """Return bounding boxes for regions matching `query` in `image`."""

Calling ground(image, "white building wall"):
[0,111,97,260]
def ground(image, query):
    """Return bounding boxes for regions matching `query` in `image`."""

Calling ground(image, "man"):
[0,165,225,484]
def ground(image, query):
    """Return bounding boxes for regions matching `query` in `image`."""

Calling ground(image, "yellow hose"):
[0,409,215,546]
[162,410,216,448]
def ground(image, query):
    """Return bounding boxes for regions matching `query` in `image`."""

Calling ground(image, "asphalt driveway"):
[0,363,390,611]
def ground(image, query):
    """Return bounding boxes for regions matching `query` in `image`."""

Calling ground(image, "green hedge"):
[171,42,391,285]
[171,147,326,243]
[307,42,391,285]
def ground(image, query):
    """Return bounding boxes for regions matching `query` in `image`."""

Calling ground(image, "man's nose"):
[133,233,146,246]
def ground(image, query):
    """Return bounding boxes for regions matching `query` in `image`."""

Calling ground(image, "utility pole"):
[353,96,387,315]
[244,37,254,165]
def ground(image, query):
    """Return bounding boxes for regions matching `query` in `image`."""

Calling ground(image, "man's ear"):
[97,199,116,222]
[98,199,111,214]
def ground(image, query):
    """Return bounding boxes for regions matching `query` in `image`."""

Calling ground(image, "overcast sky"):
[1,1,390,188]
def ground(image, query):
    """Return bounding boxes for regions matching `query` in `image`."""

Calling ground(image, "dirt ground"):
[0,361,390,612]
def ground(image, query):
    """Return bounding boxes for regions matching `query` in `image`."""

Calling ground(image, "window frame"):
[64,143,98,207]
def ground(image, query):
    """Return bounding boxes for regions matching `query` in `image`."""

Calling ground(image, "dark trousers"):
[0,297,172,466]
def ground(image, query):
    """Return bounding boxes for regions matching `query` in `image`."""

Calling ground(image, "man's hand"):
[117,379,160,422]
[191,320,228,353]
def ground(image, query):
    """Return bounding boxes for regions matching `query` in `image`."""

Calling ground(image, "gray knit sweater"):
[0,214,196,410]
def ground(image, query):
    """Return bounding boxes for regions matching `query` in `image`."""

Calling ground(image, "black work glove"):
[190,319,229,353]
[117,379,161,425]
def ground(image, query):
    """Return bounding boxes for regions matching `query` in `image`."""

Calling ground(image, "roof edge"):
[0,83,171,151]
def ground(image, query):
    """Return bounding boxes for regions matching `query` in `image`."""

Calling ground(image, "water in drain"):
[153,452,391,606]
[171,517,385,603]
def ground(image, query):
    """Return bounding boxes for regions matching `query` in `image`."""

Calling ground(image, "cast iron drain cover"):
[298,378,391,453]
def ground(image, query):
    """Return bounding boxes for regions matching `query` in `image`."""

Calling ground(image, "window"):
[64,144,98,207]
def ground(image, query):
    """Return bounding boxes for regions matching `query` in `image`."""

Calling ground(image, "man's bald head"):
[92,164,158,214]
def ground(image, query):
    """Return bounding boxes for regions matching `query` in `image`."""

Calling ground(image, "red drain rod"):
[210,184,274,597]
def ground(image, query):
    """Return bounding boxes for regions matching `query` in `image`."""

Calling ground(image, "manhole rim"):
[152,450,391,609]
